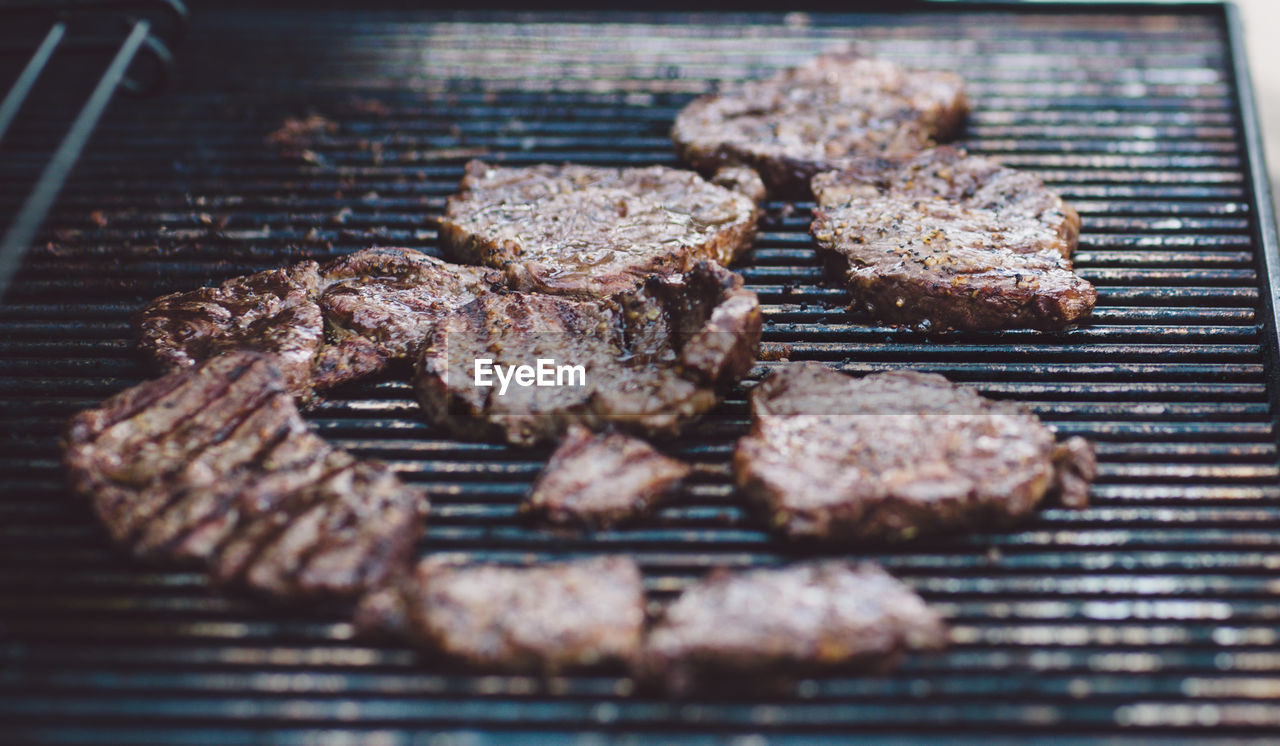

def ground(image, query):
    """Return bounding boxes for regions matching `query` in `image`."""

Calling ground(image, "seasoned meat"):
[672,53,967,200]
[319,247,498,359]
[733,363,1095,542]
[810,146,1081,256]
[414,262,761,446]
[643,561,947,693]
[63,351,427,601]
[136,248,493,397]
[811,196,1096,330]
[438,161,758,297]
[711,166,767,205]
[354,556,646,673]
[136,262,328,397]
[522,425,692,529]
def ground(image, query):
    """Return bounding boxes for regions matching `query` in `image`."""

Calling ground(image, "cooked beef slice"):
[672,53,967,200]
[733,363,1094,542]
[319,247,498,359]
[354,555,646,673]
[137,262,326,397]
[137,248,493,397]
[810,146,1081,257]
[438,161,758,297]
[811,196,1096,330]
[63,350,427,601]
[413,262,761,446]
[522,425,692,529]
[643,560,947,693]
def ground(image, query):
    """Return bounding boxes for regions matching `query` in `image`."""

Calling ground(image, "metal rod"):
[0,22,66,144]
[0,20,151,302]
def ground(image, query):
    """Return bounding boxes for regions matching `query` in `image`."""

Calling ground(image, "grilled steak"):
[319,247,498,360]
[136,262,331,397]
[522,425,692,529]
[414,261,761,446]
[63,350,427,600]
[810,146,1081,256]
[354,556,646,673]
[811,196,1096,330]
[137,248,493,397]
[438,161,758,297]
[672,53,967,200]
[733,363,1095,542]
[643,561,947,693]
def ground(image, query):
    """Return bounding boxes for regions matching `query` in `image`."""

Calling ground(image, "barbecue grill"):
[3,2,1280,743]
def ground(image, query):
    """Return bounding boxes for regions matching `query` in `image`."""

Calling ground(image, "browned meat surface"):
[811,196,1096,331]
[672,53,967,200]
[63,350,427,601]
[733,363,1095,542]
[136,248,492,397]
[354,556,646,673]
[522,425,692,529]
[414,262,761,446]
[320,247,498,359]
[1050,436,1097,510]
[643,561,947,693]
[711,166,767,204]
[438,161,758,297]
[136,262,327,397]
[810,146,1081,256]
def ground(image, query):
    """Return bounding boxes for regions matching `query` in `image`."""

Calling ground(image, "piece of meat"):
[1049,436,1096,510]
[810,146,1081,257]
[438,161,758,298]
[811,196,1096,330]
[63,350,427,601]
[414,262,760,446]
[136,248,492,397]
[354,556,646,673]
[712,166,767,205]
[522,425,692,529]
[672,53,967,200]
[643,561,947,693]
[414,262,761,446]
[733,363,1094,542]
[136,262,326,397]
[319,247,499,360]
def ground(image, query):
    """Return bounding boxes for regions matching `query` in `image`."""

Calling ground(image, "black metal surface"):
[0,0,186,299]
[2,4,1279,743]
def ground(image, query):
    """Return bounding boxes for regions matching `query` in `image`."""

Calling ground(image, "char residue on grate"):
[1,7,1279,743]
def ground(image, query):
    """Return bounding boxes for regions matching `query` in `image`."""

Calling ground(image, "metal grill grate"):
[2,5,1279,743]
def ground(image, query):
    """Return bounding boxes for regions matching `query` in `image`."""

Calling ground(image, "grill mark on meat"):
[355,555,646,673]
[210,454,358,587]
[642,560,947,693]
[64,351,427,602]
[672,52,967,200]
[438,161,758,298]
[82,355,271,533]
[733,363,1094,543]
[521,425,692,530]
[138,401,304,559]
[113,380,284,547]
